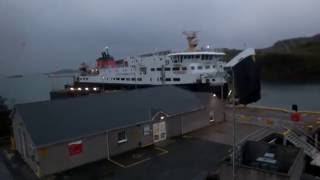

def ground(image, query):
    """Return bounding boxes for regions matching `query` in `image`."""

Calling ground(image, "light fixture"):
[160,116,165,120]
[228,90,232,96]
[93,87,97,91]
[85,87,89,91]
[77,87,82,91]
[212,93,216,97]
[70,87,74,91]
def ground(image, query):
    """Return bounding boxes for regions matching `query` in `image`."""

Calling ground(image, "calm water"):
[253,82,320,111]
[1,75,320,111]
[0,74,73,107]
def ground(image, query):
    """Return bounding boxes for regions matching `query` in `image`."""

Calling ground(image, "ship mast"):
[183,31,199,52]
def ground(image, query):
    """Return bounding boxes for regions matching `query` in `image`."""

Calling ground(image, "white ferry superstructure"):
[71,32,249,95]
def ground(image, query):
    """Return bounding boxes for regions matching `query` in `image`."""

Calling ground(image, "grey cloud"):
[0,0,319,75]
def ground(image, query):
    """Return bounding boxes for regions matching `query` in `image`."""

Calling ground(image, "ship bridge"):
[168,51,225,62]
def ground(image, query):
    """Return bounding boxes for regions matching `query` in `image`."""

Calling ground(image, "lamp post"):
[231,69,237,180]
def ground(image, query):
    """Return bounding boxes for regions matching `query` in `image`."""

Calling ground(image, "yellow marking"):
[182,135,193,139]
[248,105,320,115]
[252,55,256,62]
[10,136,16,151]
[38,147,48,157]
[154,146,169,156]
[282,129,290,136]
[124,157,151,168]
[141,143,154,148]
[265,118,274,125]
[108,158,126,168]
[108,146,168,168]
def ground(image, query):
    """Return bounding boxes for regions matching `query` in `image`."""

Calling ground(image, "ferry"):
[66,32,252,96]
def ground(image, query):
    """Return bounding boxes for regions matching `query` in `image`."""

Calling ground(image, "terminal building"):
[12,86,225,177]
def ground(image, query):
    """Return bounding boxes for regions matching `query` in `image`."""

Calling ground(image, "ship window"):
[151,68,155,71]
[191,66,195,70]
[121,78,125,80]
[182,67,187,70]
[156,68,162,71]
[131,78,136,81]
[126,78,130,81]
[173,78,180,81]
[212,65,216,68]
[116,78,120,80]
[137,78,142,81]
[165,67,170,71]
[202,55,210,60]
[165,78,171,81]
[172,67,179,71]
[205,65,210,69]
[150,78,152,81]
[195,55,200,59]
[197,66,203,70]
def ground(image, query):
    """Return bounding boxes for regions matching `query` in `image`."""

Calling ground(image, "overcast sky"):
[0,0,319,75]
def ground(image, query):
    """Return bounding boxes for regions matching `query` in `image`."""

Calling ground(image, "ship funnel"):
[101,46,110,58]
[101,52,107,58]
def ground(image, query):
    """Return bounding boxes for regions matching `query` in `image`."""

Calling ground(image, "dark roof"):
[15,86,204,146]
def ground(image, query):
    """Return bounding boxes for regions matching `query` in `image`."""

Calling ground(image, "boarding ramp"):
[228,106,320,167]
[282,126,320,166]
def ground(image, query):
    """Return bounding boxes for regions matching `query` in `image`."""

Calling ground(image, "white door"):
[159,121,167,141]
[153,123,160,143]
[153,122,166,143]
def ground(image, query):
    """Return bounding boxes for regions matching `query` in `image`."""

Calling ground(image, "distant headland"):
[225,34,320,83]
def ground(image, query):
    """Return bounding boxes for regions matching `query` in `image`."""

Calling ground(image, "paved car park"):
[1,136,230,180]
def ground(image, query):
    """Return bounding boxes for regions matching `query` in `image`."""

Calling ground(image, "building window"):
[143,125,151,135]
[173,78,180,81]
[117,130,127,143]
[172,67,179,71]
[191,66,195,70]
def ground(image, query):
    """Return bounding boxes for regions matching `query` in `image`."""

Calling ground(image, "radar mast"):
[183,31,199,52]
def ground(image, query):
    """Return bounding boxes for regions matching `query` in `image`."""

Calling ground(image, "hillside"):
[46,69,79,75]
[225,34,320,82]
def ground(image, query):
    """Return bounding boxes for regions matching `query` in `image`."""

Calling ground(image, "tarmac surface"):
[0,150,13,180]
